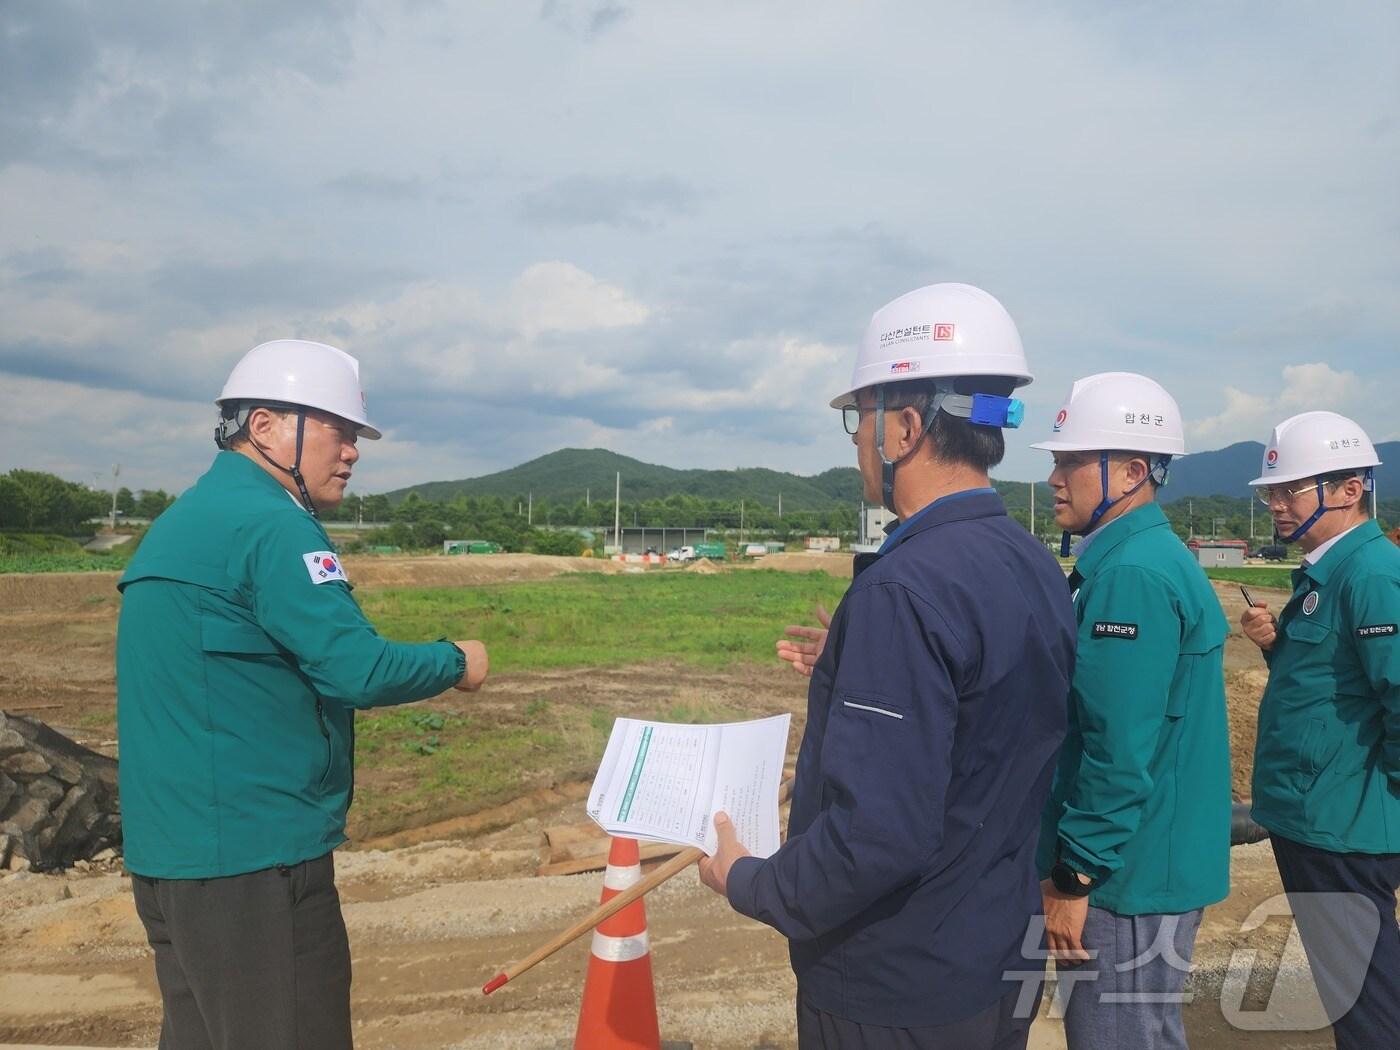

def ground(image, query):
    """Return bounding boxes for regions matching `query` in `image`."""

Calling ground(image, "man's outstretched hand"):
[775,604,831,678]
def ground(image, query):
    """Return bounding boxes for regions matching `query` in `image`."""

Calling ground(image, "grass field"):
[0,532,135,574]
[0,552,131,573]
[1204,566,1296,591]
[359,569,852,671]
[347,570,848,833]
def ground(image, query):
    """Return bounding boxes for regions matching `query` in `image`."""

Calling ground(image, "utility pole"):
[778,491,782,519]
[109,464,121,530]
[1029,483,1035,539]
[586,487,590,507]
[740,499,745,545]
[613,471,621,553]
[528,492,533,525]
[1188,499,1194,539]
[1249,499,1254,541]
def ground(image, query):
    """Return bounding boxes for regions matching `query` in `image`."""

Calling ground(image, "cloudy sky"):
[2,1,1397,495]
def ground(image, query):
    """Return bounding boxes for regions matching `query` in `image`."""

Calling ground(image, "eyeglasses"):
[1253,481,1321,507]
[841,406,865,435]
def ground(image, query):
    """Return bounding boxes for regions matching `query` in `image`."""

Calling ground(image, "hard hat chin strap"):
[1059,452,1171,556]
[875,383,949,515]
[245,407,318,518]
[1277,467,1373,545]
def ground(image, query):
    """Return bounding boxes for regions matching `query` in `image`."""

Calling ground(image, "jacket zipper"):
[314,697,333,789]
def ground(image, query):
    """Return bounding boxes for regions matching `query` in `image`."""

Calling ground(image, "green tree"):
[134,489,176,520]
[362,494,392,522]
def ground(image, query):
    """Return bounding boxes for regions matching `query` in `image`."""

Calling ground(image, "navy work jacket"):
[727,490,1076,1027]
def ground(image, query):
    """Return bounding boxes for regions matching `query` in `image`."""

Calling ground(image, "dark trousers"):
[131,851,353,1050]
[1270,833,1400,1050]
[796,985,1039,1050]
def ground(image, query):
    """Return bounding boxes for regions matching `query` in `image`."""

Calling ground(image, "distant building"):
[605,526,709,555]
[853,503,895,553]
[1192,542,1246,568]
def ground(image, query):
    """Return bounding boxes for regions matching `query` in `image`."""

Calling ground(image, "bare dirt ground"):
[0,559,1339,1049]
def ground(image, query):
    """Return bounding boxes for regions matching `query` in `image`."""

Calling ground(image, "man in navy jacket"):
[701,284,1076,1048]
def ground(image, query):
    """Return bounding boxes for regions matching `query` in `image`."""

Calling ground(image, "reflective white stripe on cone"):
[603,862,642,892]
[590,929,650,963]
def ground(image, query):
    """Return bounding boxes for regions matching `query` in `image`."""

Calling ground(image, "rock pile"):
[0,711,120,872]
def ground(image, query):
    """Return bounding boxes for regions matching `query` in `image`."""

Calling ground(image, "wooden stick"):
[482,844,703,994]
[482,776,793,995]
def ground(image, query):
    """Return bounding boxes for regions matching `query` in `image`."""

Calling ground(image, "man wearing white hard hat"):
[699,284,1076,1048]
[1031,373,1231,1050]
[1240,411,1400,1049]
[116,340,489,1049]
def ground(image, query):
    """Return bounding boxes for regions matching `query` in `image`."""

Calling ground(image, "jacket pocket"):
[827,692,911,844]
[1298,717,1342,781]
[1285,618,1332,646]
[200,620,282,655]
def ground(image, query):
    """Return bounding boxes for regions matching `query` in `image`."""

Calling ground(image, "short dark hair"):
[1319,470,1371,516]
[874,375,1016,473]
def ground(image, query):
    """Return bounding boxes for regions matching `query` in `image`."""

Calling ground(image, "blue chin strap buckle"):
[967,394,1024,429]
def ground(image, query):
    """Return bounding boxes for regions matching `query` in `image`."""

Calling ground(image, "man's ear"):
[898,405,925,455]
[1121,455,1150,487]
[1337,475,1365,508]
[244,407,281,447]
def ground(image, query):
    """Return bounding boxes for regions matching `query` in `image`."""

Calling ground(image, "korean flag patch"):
[303,551,349,584]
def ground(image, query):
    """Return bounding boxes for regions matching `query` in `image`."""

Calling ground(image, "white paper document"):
[587,714,790,858]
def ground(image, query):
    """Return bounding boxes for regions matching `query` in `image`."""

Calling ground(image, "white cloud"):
[1190,362,1364,445]
[4,1,1399,489]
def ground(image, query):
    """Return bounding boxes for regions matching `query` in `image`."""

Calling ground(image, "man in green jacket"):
[1240,410,1400,1050]
[1033,372,1231,1050]
[117,339,488,1050]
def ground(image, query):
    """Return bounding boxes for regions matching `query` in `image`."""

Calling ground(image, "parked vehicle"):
[694,542,727,560]
[1254,544,1287,561]
[671,545,696,562]
[444,539,502,555]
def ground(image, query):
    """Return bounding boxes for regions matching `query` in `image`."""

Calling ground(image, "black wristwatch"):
[1050,861,1094,897]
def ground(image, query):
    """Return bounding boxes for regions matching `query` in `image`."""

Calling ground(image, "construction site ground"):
[0,554,1346,1048]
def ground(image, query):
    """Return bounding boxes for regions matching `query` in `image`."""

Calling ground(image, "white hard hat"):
[1030,372,1185,456]
[1249,411,1379,486]
[216,339,381,439]
[829,283,1032,409]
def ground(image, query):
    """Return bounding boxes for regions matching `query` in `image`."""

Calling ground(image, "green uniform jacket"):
[116,452,464,879]
[1251,520,1400,853]
[1037,503,1233,914]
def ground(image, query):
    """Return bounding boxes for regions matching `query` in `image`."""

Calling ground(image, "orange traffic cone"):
[573,836,661,1049]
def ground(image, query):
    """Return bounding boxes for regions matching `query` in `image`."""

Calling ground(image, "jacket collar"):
[208,450,308,510]
[1073,502,1170,579]
[879,488,1006,556]
[1298,519,1385,587]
